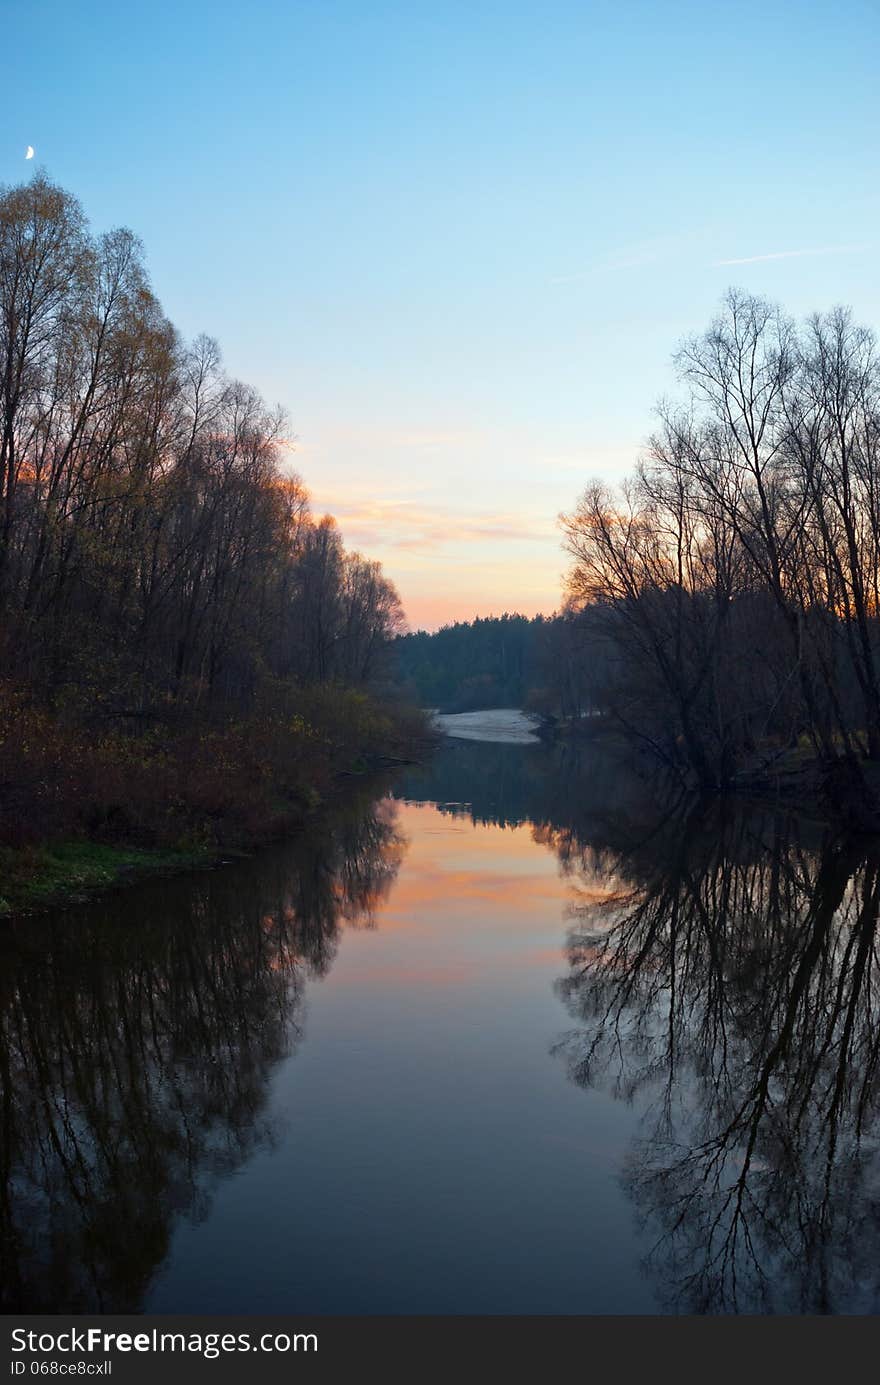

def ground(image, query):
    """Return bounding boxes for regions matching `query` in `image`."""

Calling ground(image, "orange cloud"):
[311,494,558,554]
[299,490,564,629]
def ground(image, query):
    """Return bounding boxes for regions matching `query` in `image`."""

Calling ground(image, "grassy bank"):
[0,683,433,919]
[0,841,215,917]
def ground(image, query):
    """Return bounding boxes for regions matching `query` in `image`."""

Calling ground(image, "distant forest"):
[394,611,598,717]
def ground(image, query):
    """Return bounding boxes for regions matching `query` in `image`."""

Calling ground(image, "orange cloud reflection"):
[353,801,583,937]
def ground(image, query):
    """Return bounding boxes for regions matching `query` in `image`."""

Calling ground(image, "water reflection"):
[4,733,879,1314]
[0,789,403,1311]
[404,739,880,1313]
[397,734,663,842]
[554,803,880,1314]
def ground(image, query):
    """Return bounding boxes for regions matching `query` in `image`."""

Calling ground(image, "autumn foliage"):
[0,175,418,858]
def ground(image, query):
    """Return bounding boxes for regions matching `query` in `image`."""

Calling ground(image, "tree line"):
[562,288,880,811]
[0,174,404,723]
[394,610,600,718]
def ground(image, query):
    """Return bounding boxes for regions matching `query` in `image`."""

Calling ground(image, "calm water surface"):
[3,732,879,1313]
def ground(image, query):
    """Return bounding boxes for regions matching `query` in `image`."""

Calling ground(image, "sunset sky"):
[5,1,878,628]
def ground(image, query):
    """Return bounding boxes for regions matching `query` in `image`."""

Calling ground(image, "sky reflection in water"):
[3,737,879,1313]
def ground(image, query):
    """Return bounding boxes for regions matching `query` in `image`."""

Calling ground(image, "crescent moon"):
[25,146,34,159]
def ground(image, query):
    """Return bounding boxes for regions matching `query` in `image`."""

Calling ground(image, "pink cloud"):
[312,494,558,554]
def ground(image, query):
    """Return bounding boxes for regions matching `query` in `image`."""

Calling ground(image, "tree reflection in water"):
[7,732,879,1316]
[555,803,880,1313]
[0,789,404,1311]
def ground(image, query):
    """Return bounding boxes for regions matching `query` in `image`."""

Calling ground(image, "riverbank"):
[0,841,217,917]
[0,685,434,919]
[459,704,880,833]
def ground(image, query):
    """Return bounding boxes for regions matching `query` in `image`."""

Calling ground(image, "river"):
[2,720,879,1313]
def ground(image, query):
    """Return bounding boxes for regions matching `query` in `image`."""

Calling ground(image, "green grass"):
[0,840,211,918]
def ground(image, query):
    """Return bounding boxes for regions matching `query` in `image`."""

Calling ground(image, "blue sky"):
[5,0,878,626]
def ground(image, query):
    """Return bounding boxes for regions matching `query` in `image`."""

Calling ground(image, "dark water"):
[2,735,879,1314]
